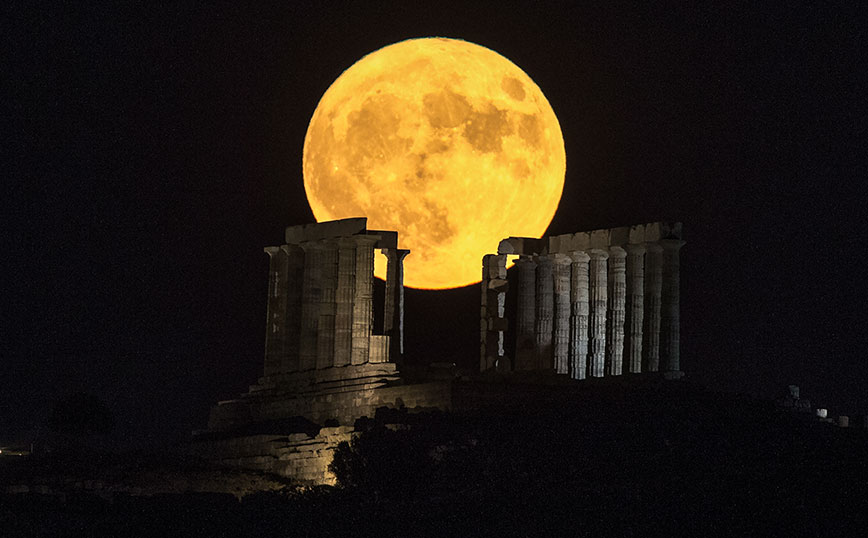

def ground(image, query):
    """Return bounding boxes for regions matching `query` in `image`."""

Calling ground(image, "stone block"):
[285,218,367,244]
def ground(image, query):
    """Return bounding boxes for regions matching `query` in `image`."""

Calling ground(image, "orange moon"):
[303,37,565,289]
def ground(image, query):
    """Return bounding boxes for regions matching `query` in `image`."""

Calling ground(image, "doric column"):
[587,249,608,377]
[280,244,305,373]
[623,243,646,374]
[642,243,663,372]
[333,238,356,368]
[351,236,378,365]
[552,254,572,375]
[568,251,590,380]
[383,248,410,361]
[481,254,508,372]
[660,239,686,379]
[514,256,537,371]
[534,255,554,370]
[316,241,338,369]
[263,247,288,377]
[299,242,323,371]
[606,246,627,376]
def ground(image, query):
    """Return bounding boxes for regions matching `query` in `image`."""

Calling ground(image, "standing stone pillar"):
[534,255,554,370]
[299,242,323,371]
[263,247,288,377]
[481,254,508,372]
[660,239,686,379]
[514,256,537,371]
[280,244,305,373]
[552,255,572,375]
[642,243,663,372]
[383,248,410,360]
[606,247,627,376]
[333,239,356,368]
[587,249,609,377]
[568,251,590,380]
[316,241,338,369]
[623,243,646,374]
[351,236,377,365]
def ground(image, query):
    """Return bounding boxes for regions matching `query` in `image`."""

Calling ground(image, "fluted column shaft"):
[351,237,377,365]
[587,249,609,377]
[280,244,304,373]
[534,255,554,370]
[333,239,356,368]
[569,251,590,380]
[606,247,627,376]
[642,243,663,372]
[299,243,323,371]
[552,255,571,375]
[515,256,537,371]
[315,241,338,369]
[384,248,410,361]
[624,244,646,374]
[661,239,686,377]
[264,247,288,377]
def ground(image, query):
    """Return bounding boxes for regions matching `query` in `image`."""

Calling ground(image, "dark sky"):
[3,1,866,447]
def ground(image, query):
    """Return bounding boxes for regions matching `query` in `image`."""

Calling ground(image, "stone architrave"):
[514,256,537,371]
[351,236,378,365]
[333,239,356,368]
[605,246,627,376]
[660,239,686,378]
[534,255,554,370]
[299,242,324,371]
[263,247,288,377]
[383,248,410,360]
[642,242,663,372]
[280,244,305,373]
[587,249,609,377]
[316,241,338,369]
[568,251,590,380]
[623,243,645,374]
[552,254,572,375]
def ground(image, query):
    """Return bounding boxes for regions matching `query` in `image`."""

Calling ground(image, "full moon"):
[303,37,565,289]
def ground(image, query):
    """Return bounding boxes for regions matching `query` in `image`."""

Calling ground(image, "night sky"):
[4,1,866,448]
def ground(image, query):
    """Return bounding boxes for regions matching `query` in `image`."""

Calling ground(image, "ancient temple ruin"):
[480,222,684,380]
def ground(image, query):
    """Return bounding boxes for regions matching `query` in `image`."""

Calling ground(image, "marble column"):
[623,243,646,374]
[642,243,663,372]
[333,238,356,368]
[280,244,304,373]
[606,246,627,376]
[568,251,590,380]
[316,241,338,369]
[481,254,508,372]
[351,236,377,365]
[514,256,537,371]
[384,248,410,361]
[552,254,572,375]
[587,249,608,377]
[534,255,554,370]
[263,246,288,377]
[660,239,686,378]
[299,242,323,371]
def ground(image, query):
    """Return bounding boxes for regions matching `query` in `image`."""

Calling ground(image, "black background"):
[3,1,866,447]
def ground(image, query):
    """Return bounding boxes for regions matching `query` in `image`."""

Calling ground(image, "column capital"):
[623,243,647,256]
[264,246,283,256]
[382,247,411,261]
[586,248,609,260]
[569,250,590,263]
[644,241,664,253]
[608,245,627,259]
[660,239,686,251]
[552,253,572,266]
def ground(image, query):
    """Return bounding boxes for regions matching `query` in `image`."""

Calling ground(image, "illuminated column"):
[587,249,608,377]
[568,251,590,380]
[263,246,288,377]
[316,241,338,369]
[351,236,377,365]
[481,254,508,372]
[299,242,323,371]
[515,256,537,371]
[552,254,571,375]
[534,255,554,370]
[384,248,410,361]
[280,244,305,373]
[605,246,627,376]
[660,239,686,379]
[642,243,663,372]
[333,238,356,368]
[623,243,646,374]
